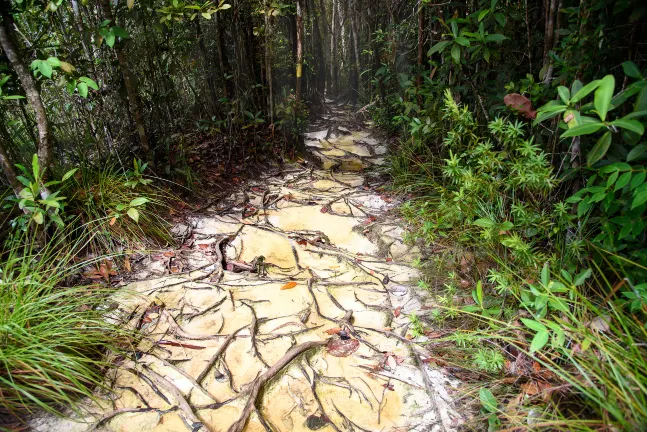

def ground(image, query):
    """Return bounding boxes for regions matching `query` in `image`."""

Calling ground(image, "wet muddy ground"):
[31,108,462,432]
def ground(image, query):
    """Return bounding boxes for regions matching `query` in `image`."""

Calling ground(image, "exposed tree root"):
[227,339,328,432]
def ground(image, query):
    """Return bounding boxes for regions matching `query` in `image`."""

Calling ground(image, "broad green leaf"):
[611,118,644,135]
[66,79,76,95]
[533,106,566,125]
[202,12,211,19]
[127,0,135,9]
[521,318,546,332]
[622,61,642,79]
[3,95,24,100]
[105,32,116,47]
[594,75,615,121]
[570,79,600,104]
[50,212,64,227]
[450,44,461,64]
[38,61,53,78]
[541,262,550,286]
[79,76,99,90]
[33,211,44,225]
[454,36,470,47]
[220,3,231,9]
[614,171,632,191]
[478,9,489,22]
[473,218,495,228]
[127,207,140,222]
[560,122,604,138]
[632,190,647,209]
[557,86,570,105]
[46,56,61,67]
[40,199,61,209]
[479,388,497,413]
[587,131,612,166]
[574,268,592,286]
[631,171,646,190]
[428,41,451,56]
[32,154,40,178]
[529,330,549,353]
[130,197,149,207]
[627,144,647,161]
[111,26,130,39]
[77,82,88,98]
[485,33,506,43]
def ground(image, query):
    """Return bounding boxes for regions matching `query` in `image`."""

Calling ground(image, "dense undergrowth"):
[378,65,647,431]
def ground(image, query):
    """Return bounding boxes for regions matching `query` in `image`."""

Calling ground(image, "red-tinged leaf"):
[251,187,266,192]
[170,266,180,273]
[382,383,395,391]
[320,206,329,214]
[324,327,342,335]
[157,340,206,350]
[365,372,378,380]
[326,338,360,357]
[281,281,298,290]
[369,215,377,222]
[142,315,152,324]
[297,239,308,246]
[387,355,397,370]
[226,263,234,271]
[393,306,402,318]
[198,243,210,250]
[163,251,175,257]
[386,257,393,262]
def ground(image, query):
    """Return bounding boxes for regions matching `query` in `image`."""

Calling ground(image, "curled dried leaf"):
[281,281,298,290]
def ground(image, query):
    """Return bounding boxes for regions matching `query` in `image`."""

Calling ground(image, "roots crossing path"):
[32,109,462,432]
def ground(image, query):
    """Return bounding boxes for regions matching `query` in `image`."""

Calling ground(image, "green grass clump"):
[0,234,130,421]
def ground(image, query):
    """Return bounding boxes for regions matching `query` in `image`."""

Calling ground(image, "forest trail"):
[32,107,461,432]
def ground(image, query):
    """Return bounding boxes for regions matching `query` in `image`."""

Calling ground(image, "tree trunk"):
[349,1,360,107]
[295,0,304,102]
[195,20,219,111]
[330,0,338,96]
[542,0,558,71]
[0,136,21,198]
[0,0,53,179]
[99,0,150,160]
[417,0,424,106]
[264,4,274,124]
[310,0,326,102]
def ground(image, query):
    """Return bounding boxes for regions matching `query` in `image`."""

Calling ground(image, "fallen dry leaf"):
[109,217,117,226]
[326,338,360,357]
[163,251,175,257]
[393,306,402,318]
[281,281,298,290]
[324,327,342,335]
[198,243,210,250]
[386,257,393,262]
[124,258,131,272]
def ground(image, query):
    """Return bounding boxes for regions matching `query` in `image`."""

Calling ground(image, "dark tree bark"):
[264,4,273,123]
[215,11,234,99]
[99,0,150,159]
[417,1,424,106]
[0,136,21,197]
[295,0,304,102]
[310,0,326,101]
[330,0,339,96]
[349,1,360,107]
[543,0,558,70]
[0,0,53,180]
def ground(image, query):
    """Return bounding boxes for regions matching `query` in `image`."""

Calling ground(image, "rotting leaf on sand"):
[281,281,298,290]
[326,337,360,357]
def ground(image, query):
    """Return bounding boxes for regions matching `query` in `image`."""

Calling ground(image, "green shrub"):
[0,234,130,420]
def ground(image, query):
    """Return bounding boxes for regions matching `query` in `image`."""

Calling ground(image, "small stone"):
[306,415,327,430]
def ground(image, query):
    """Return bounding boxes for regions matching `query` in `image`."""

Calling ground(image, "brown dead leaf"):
[281,281,298,290]
[382,383,395,391]
[109,217,117,226]
[324,327,342,335]
[393,306,402,318]
[124,258,131,272]
[163,251,175,257]
[198,243,210,250]
[326,338,360,357]
[521,381,540,396]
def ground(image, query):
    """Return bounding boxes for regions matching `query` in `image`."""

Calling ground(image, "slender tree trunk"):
[349,1,360,107]
[264,5,273,124]
[195,20,219,111]
[317,0,329,95]
[0,137,21,197]
[417,0,424,106]
[310,0,326,102]
[99,0,150,159]
[543,0,558,71]
[330,0,338,95]
[295,0,304,102]
[0,0,53,179]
